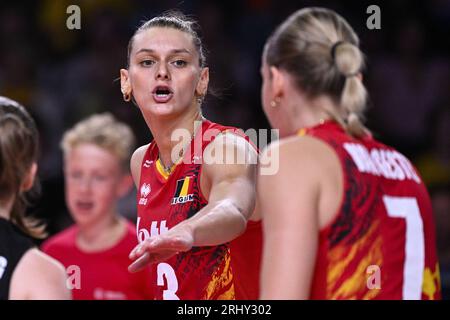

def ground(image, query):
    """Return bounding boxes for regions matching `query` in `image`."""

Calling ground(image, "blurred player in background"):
[120,12,262,299]
[42,113,153,300]
[0,96,70,300]
[258,7,441,300]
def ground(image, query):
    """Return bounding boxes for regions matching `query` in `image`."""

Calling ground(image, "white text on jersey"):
[343,143,421,183]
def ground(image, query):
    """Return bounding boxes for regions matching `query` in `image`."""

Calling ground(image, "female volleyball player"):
[120,12,262,300]
[258,7,441,300]
[0,96,70,300]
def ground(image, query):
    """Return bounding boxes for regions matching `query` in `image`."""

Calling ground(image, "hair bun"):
[332,41,362,77]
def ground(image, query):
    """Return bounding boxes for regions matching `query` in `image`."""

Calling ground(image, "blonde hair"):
[61,113,136,171]
[264,7,368,137]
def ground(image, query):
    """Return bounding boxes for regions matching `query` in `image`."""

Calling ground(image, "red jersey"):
[41,221,153,300]
[136,119,262,300]
[303,121,441,300]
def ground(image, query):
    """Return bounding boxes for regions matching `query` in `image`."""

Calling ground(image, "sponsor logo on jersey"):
[0,256,7,280]
[143,160,153,168]
[93,288,126,300]
[171,176,194,205]
[139,183,151,205]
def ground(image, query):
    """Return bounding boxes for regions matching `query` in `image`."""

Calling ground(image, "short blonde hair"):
[61,113,135,171]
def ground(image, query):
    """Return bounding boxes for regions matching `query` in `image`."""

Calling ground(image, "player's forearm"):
[181,199,248,247]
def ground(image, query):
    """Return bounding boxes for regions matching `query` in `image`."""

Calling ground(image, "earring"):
[195,93,204,105]
[123,92,131,102]
[271,97,281,108]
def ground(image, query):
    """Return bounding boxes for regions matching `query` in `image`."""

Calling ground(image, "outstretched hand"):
[128,225,194,273]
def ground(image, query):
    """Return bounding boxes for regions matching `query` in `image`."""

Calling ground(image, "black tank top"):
[0,217,34,300]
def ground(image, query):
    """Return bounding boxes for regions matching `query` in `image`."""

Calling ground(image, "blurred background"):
[0,0,449,298]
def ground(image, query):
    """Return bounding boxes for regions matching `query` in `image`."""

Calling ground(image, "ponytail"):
[333,41,368,137]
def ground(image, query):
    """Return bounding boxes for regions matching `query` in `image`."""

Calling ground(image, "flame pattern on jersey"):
[137,120,259,300]
[304,121,441,300]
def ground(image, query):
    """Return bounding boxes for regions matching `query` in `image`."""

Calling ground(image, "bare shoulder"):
[201,131,258,220]
[23,248,66,272]
[259,134,343,229]
[131,143,150,168]
[203,131,257,184]
[205,131,258,163]
[258,134,340,200]
[261,134,338,171]
[10,248,71,300]
[130,143,151,187]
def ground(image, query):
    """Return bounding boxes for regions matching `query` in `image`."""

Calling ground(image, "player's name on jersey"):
[343,143,421,183]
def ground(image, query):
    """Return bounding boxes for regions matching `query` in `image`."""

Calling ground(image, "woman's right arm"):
[9,248,71,300]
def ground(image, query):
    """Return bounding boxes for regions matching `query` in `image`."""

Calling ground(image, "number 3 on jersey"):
[157,262,179,300]
[383,195,424,300]
[151,220,180,300]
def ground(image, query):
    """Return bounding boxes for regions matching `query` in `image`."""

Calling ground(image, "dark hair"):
[264,7,368,137]
[0,96,45,238]
[127,11,206,68]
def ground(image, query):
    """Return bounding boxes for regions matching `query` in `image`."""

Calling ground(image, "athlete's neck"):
[145,108,203,168]
[0,208,10,220]
[0,197,14,220]
[285,92,335,137]
[76,213,126,252]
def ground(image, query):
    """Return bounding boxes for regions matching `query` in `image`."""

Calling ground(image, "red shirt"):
[136,119,262,300]
[303,121,441,300]
[41,221,153,300]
